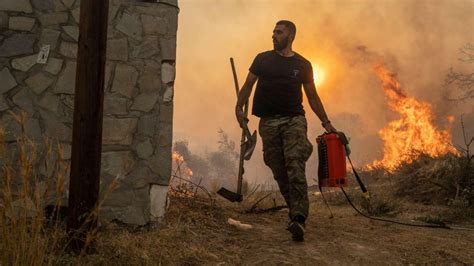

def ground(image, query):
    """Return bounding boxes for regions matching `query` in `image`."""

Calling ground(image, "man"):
[235,20,337,241]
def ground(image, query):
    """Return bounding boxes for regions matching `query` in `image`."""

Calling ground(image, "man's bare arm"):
[235,72,258,125]
[303,81,337,132]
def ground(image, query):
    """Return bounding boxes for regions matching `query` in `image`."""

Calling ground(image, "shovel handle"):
[230,57,247,195]
[230,58,249,117]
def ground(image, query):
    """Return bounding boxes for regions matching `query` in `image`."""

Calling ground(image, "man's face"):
[272,24,292,51]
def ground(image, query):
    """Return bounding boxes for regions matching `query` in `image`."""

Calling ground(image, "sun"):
[313,64,325,87]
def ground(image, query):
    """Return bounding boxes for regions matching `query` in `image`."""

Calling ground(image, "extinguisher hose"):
[340,187,455,229]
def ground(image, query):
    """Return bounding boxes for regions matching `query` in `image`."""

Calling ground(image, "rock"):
[61,0,75,9]
[161,0,178,7]
[39,12,69,27]
[131,92,159,112]
[104,97,128,115]
[104,63,114,90]
[136,138,154,159]
[102,117,138,145]
[159,102,173,123]
[166,10,178,35]
[26,118,42,141]
[100,205,148,225]
[12,88,35,114]
[8,16,35,31]
[147,151,172,184]
[106,38,128,61]
[130,36,159,59]
[101,151,136,177]
[161,62,175,83]
[0,34,35,57]
[0,12,8,29]
[59,41,77,58]
[1,113,42,141]
[162,83,174,103]
[160,37,176,61]
[111,64,138,98]
[55,61,76,94]
[0,95,9,111]
[25,72,54,94]
[108,5,120,23]
[40,29,61,50]
[150,184,168,221]
[137,113,157,137]
[71,7,80,23]
[9,198,37,219]
[44,57,63,74]
[53,0,68,11]
[11,54,37,72]
[116,12,143,41]
[141,14,167,35]
[62,25,79,41]
[0,67,18,94]
[61,143,72,160]
[38,92,60,113]
[125,162,154,188]
[31,0,54,11]
[0,0,33,13]
[101,186,134,207]
[39,110,72,142]
[1,114,42,141]
[138,63,161,93]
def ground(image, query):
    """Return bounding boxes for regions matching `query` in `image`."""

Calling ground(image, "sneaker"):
[287,221,305,242]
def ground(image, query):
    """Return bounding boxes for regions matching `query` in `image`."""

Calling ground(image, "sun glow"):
[313,64,325,87]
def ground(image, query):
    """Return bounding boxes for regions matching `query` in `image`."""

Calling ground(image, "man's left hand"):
[324,123,337,133]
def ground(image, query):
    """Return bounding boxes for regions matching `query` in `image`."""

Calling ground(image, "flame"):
[170,150,196,197]
[370,63,457,170]
[172,150,193,177]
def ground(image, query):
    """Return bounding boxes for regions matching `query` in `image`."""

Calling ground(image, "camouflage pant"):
[259,115,313,221]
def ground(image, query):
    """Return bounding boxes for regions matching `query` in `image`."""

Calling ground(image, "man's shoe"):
[287,221,305,242]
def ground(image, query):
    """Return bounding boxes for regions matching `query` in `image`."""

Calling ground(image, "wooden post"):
[67,0,109,253]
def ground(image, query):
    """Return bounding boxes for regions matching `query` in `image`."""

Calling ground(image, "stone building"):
[0,0,178,225]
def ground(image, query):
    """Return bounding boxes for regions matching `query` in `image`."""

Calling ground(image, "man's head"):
[273,20,296,51]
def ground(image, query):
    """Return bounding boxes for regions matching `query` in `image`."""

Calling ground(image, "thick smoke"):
[174,0,474,185]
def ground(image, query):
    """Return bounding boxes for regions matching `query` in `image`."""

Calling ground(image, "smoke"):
[174,0,474,185]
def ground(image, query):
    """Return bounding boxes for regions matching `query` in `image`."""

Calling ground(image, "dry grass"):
[0,112,70,264]
[0,112,117,264]
[77,196,246,265]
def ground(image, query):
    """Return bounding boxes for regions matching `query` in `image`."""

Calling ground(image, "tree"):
[445,43,474,101]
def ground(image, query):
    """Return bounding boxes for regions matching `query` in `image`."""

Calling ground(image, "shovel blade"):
[217,187,243,202]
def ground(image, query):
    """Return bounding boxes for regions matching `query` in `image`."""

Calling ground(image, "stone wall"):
[0,0,178,225]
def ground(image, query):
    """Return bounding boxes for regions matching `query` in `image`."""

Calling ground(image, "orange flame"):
[370,63,457,170]
[172,150,193,177]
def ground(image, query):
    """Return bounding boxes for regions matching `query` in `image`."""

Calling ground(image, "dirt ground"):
[89,192,474,265]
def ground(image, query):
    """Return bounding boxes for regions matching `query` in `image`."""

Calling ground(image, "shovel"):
[217,58,257,202]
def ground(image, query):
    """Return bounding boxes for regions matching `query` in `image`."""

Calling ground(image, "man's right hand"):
[235,105,245,128]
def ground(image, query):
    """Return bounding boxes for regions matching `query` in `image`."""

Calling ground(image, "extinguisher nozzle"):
[362,191,370,199]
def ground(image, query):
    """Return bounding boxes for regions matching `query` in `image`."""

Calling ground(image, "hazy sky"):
[173,0,473,184]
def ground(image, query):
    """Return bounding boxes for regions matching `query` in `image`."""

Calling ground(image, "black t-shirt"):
[249,50,313,118]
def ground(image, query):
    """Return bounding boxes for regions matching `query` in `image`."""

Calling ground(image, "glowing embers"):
[370,63,457,170]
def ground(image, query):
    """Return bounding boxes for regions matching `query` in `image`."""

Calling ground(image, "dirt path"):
[96,195,474,265]
[218,202,474,265]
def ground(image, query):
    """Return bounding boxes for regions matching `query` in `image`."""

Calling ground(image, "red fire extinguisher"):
[317,132,348,187]
[317,132,369,198]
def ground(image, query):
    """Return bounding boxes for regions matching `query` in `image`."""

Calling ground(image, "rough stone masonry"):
[0,0,179,225]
